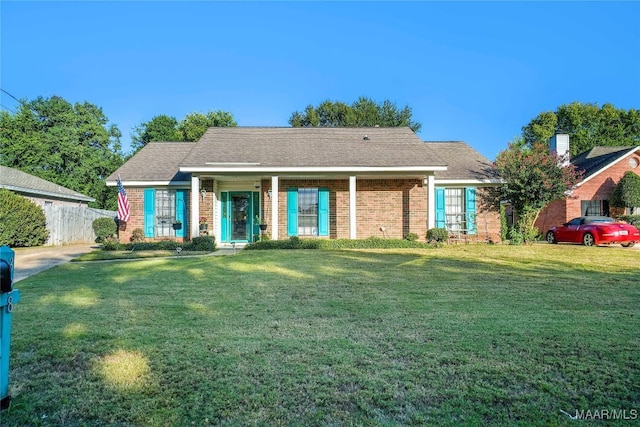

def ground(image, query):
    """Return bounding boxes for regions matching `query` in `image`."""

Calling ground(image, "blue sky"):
[1,1,638,160]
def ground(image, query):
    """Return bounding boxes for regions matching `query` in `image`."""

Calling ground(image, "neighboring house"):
[0,166,109,245]
[0,165,95,206]
[106,127,502,243]
[535,134,640,233]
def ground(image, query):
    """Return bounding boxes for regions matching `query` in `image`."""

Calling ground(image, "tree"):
[522,102,640,156]
[0,96,124,210]
[289,97,422,133]
[492,138,582,243]
[132,110,238,149]
[131,115,182,150]
[610,171,640,215]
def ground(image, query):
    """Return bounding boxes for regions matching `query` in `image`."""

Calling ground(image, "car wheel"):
[621,242,635,248]
[582,233,595,247]
[546,231,557,244]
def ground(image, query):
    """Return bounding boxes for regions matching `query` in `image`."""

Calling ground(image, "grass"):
[72,249,213,262]
[3,245,639,426]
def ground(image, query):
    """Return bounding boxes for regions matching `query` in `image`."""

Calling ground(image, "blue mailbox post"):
[0,245,20,411]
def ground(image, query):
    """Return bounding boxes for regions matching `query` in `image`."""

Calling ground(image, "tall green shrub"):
[0,189,49,247]
[92,217,117,243]
[610,171,640,214]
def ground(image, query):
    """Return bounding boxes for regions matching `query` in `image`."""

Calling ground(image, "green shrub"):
[427,228,448,243]
[184,236,216,252]
[500,204,509,242]
[404,232,419,241]
[507,227,524,246]
[130,228,145,243]
[102,236,124,251]
[93,217,117,243]
[0,188,49,247]
[102,236,217,252]
[246,236,431,250]
[618,215,640,228]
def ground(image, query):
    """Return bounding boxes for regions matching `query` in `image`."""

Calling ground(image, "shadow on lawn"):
[6,247,640,425]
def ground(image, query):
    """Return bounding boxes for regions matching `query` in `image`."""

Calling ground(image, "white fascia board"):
[105,180,192,187]
[434,179,504,185]
[0,185,95,202]
[575,147,640,187]
[180,166,447,174]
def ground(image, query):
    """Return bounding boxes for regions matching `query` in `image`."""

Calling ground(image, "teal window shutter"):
[435,188,445,228]
[318,188,329,236]
[175,190,186,238]
[465,188,477,235]
[220,192,229,242]
[252,191,260,241]
[144,189,155,237]
[287,188,298,236]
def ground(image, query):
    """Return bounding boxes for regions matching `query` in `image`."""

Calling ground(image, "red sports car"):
[546,216,640,247]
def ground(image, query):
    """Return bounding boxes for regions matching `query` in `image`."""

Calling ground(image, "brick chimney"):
[549,134,570,167]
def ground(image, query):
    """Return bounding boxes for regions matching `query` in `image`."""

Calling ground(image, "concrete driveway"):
[10,244,98,282]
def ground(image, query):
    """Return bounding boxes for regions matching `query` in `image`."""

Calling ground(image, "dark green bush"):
[183,236,216,252]
[0,189,49,247]
[427,228,448,243]
[102,236,124,251]
[102,236,216,252]
[93,217,117,243]
[246,236,431,250]
[404,232,419,241]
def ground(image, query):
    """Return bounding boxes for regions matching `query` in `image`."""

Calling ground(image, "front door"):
[220,191,259,243]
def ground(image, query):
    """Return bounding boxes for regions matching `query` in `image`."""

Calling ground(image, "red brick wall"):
[536,154,640,232]
[259,178,502,242]
[120,180,504,243]
[117,187,193,243]
[475,188,502,243]
[356,178,427,239]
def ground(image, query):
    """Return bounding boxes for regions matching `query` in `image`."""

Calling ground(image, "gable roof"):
[106,142,196,183]
[571,146,640,184]
[108,127,453,184]
[425,141,501,183]
[0,166,95,203]
[180,127,447,171]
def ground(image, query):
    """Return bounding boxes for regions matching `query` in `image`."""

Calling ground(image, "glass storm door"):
[231,193,250,241]
[221,191,259,243]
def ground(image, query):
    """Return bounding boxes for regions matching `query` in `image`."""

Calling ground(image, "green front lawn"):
[4,245,639,426]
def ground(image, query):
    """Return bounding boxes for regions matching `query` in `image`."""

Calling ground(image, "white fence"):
[43,206,117,246]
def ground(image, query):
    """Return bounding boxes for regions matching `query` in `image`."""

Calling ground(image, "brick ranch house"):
[106,127,502,244]
[535,134,640,234]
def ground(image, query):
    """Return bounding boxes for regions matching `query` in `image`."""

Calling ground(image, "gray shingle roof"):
[181,127,447,168]
[0,166,95,202]
[107,128,500,184]
[106,142,196,182]
[571,146,640,180]
[425,142,500,181]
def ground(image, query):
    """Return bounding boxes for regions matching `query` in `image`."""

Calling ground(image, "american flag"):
[117,176,131,223]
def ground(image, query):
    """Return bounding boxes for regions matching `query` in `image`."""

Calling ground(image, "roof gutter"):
[0,185,95,202]
[179,166,447,174]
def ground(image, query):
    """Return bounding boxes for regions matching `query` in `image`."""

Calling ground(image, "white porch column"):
[349,175,357,239]
[271,176,279,240]
[191,175,200,238]
[427,174,435,229]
